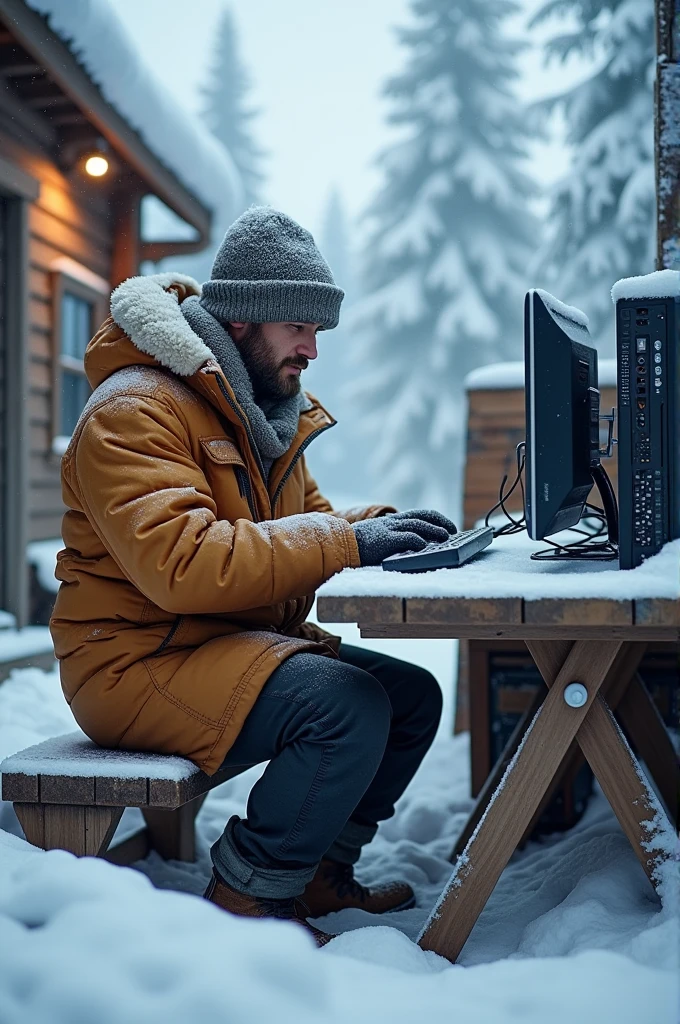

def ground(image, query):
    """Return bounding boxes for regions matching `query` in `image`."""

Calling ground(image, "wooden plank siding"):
[0,129,115,544]
[462,385,620,528]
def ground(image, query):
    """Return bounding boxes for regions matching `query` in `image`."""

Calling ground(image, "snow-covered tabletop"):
[0,732,198,781]
[318,535,680,602]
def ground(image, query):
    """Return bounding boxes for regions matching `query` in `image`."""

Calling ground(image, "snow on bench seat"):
[1,732,246,809]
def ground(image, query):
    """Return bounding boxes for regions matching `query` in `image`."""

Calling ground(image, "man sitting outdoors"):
[50,207,453,946]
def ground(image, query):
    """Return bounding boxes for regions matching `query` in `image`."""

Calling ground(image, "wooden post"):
[111,186,143,288]
[615,673,680,819]
[142,794,206,862]
[655,0,680,268]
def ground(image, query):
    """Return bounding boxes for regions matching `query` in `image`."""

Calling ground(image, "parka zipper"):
[212,373,267,492]
[271,422,334,512]
[234,465,258,522]
[211,371,262,521]
[211,370,335,518]
[151,615,184,656]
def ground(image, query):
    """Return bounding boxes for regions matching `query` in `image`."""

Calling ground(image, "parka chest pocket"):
[199,436,257,520]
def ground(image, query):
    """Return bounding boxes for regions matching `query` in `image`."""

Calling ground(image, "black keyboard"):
[381,526,494,573]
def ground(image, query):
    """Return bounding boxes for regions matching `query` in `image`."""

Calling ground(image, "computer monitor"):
[524,289,600,540]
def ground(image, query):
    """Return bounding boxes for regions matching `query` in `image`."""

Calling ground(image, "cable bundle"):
[485,443,618,562]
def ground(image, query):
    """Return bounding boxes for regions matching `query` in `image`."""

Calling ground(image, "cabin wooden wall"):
[0,129,113,543]
[462,385,619,529]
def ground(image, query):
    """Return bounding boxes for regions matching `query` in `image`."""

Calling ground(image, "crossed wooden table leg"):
[419,639,677,963]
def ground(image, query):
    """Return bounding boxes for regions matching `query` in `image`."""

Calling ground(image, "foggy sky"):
[112,0,589,237]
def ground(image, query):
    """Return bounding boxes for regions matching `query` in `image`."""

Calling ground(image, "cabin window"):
[59,291,92,437]
[51,269,106,455]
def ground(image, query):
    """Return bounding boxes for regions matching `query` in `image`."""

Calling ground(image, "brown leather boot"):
[203,870,335,948]
[302,859,416,917]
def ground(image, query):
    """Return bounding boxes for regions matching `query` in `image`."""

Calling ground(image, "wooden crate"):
[462,384,619,529]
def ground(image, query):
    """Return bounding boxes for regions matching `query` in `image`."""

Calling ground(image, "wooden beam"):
[141,239,212,264]
[406,597,522,625]
[111,188,141,287]
[357,624,680,642]
[517,641,647,846]
[524,599,633,626]
[528,642,673,885]
[50,111,87,126]
[142,796,203,862]
[635,599,680,626]
[24,93,72,110]
[2,62,42,76]
[0,75,56,148]
[419,640,623,962]
[317,596,404,624]
[617,672,680,817]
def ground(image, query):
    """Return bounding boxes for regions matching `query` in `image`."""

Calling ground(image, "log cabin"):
[0,0,241,626]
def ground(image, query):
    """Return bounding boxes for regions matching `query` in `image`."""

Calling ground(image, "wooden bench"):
[1,733,253,864]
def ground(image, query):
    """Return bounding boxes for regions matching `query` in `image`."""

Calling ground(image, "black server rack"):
[615,293,679,569]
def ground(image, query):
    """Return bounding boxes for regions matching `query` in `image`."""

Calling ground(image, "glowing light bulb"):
[85,155,109,177]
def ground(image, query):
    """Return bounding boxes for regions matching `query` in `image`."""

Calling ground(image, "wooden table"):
[317,578,680,964]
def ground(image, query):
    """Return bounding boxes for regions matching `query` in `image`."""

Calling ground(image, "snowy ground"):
[0,622,678,1023]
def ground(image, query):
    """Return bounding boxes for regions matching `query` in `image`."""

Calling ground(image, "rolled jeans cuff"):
[210,816,318,900]
[324,819,378,866]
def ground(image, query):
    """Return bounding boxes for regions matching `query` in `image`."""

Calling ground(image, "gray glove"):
[351,510,457,567]
[387,509,458,534]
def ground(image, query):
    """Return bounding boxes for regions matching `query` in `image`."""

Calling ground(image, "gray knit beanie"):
[200,207,344,329]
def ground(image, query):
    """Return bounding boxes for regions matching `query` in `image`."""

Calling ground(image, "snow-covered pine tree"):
[320,188,355,304]
[529,0,656,350]
[201,5,265,208]
[348,0,539,514]
[303,189,366,505]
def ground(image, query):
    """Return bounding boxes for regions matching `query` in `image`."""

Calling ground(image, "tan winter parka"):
[50,275,392,774]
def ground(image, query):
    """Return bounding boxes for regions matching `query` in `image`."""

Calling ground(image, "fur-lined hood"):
[103,273,212,378]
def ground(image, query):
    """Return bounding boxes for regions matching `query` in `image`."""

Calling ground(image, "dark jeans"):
[210,643,442,900]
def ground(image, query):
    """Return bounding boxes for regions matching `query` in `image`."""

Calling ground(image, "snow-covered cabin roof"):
[465,359,617,391]
[25,0,243,231]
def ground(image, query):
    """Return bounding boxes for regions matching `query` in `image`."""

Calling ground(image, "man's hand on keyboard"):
[387,509,458,534]
[351,514,454,567]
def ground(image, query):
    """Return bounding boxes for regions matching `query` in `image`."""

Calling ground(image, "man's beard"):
[235,324,307,403]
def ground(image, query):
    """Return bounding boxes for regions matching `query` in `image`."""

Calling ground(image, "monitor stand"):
[530,461,619,562]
